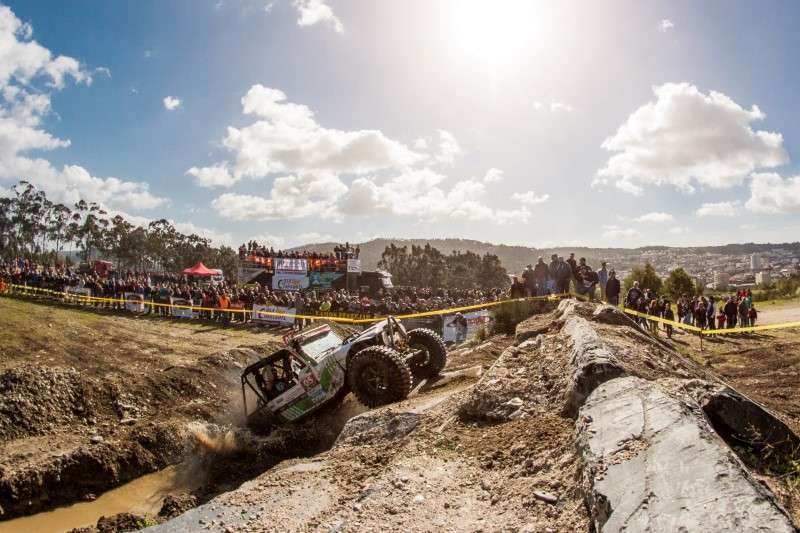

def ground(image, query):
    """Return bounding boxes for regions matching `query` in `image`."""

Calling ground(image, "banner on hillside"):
[442,309,493,343]
[273,272,310,291]
[124,292,145,313]
[275,258,308,273]
[252,304,296,326]
[170,297,196,318]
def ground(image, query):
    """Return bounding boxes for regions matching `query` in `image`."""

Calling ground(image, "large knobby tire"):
[347,346,412,407]
[407,328,448,380]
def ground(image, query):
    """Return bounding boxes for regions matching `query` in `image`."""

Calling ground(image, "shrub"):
[491,299,548,335]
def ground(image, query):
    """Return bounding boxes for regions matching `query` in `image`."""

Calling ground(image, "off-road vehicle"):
[241,317,447,423]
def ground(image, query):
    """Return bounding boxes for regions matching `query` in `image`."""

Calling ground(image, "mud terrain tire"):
[407,328,448,379]
[348,346,412,407]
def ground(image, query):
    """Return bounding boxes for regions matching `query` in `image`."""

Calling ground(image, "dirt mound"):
[0,366,109,441]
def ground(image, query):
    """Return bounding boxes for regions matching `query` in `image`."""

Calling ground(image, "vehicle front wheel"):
[347,346,412,407]
[407,328,448,380]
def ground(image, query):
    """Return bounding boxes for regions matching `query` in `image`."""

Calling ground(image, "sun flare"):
[450,0,535,61]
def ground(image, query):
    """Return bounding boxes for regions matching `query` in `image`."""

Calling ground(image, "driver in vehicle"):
[255,353,297,400]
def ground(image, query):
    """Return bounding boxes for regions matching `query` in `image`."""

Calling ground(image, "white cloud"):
[337,169,530,224]
[550,102,573,112]
[511,190,549,205]
[668,226,689,235]
[482,167,503,183]
[602,225,640,239]
[434,129,463,165]
[659,19,674,32]
[634,211,674,223]
[293,0,343,33]
[191,84,422,188]
[187,163,235,188]
[249,233,286,248]
[695,201,740,217]
[532,100,573,112]
[0,5,167,211]
[413,137,428,150]
[172,221,233,246]
[595,83,788,195]
[746,172,800,214]
[212,173,347,221]
[95,66,111,78]
[163,96,181,110]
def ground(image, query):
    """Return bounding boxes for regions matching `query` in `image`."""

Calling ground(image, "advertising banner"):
[275,258,308,273]
[124,292,145,313]
[442,309,493,344]
[252,304,296,326]
[170,297,196,318]
[309,271,342,289]
[272,272,310,291]
[346,258,362,273]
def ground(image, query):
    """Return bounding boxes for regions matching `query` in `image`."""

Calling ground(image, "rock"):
[532,491,558,504]
[413,494,425,504]
[577,376,796,532]
[119,417,136,426]
[560,314,627,417]
[591,305,639,328]
[90,435,104,444]
[505,397,523,408]
[159,493,198,518]
[334,410,420,448]
[96,512,146,532]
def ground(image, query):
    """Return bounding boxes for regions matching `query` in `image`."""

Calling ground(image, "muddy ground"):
[4,295,800,532]
[0,296,281,521]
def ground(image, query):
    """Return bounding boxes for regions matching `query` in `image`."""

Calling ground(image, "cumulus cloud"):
[482,168,503,183]
[634,211,674,223]
[434,129,463,165]
[532,101,573,112]
[595,83,788,195]
[296,231,334,243]
[659,19,674,32]
[745,172,800,214]
[511,190,549,205]
[191,84,422,188]
[602,225,640,239]
[163,96,181,110]
[293,0,343,33]
[668,226,689,235]
[695,201,740,217]
[186,164,234,188]
[0,5,166,211]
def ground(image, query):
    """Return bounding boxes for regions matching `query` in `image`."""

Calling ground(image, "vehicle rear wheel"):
[347,346,412,407]
[407,328,448,379]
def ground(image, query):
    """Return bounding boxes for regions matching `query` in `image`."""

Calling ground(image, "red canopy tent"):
[182,262,218,277]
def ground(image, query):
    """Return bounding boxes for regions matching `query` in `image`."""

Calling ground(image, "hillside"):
[292,238,800,276]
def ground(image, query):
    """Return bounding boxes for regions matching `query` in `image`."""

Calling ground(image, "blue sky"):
[2,0,800,249]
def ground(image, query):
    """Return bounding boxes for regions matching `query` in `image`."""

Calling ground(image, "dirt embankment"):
[0,297,285,522]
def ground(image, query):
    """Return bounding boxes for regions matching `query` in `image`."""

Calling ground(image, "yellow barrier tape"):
[619,306,704,333]
[4,283,566,325]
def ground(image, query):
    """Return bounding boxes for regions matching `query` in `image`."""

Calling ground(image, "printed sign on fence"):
[124,292,145,313]
[275,258,308,273]
[252,304,296,326]
[272,272,310,291]
[65,286,91,300]
[346,258,362,273]
[442,309,493,343]
[170,297,197,318]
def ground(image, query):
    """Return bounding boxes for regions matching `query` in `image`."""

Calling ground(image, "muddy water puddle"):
[0,466,200,533]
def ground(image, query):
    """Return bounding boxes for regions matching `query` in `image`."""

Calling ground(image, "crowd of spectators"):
[509,253,611,300]
[238,241,360,262]
[1,257,502,324]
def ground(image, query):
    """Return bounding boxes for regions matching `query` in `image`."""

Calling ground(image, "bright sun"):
[450,0,534,62]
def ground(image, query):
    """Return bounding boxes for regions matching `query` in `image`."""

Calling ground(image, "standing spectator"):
[575,258,598,299]
[521,264,536,297]
[748,306,758,327]
[724,297,738,329]
[597,261,609,301]
[533,257,549,296]
[663,300,675,338]
[606,270,621,306]
[625,281,643,308]
[509,276,525,298]
[717,309,727,330]
[294,291,306,330]
[738,298,750,328]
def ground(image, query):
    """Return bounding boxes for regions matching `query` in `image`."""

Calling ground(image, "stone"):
[577,376,796,532]
[90,435,104,444]
[532,491,558,504]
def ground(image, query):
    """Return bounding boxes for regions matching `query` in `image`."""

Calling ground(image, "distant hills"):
[292,238,800,275]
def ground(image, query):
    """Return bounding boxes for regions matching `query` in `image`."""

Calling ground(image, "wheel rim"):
[362,364,389,394]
